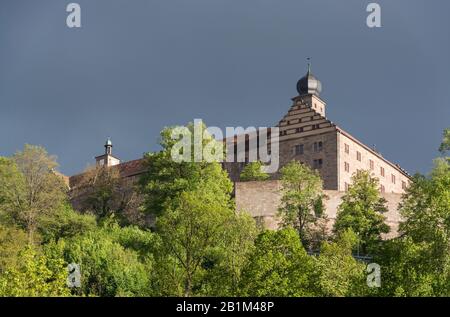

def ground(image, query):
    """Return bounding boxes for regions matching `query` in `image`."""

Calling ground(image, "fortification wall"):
[235,180,402,239]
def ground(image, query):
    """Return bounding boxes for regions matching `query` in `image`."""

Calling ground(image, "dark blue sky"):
[0,0,449,175]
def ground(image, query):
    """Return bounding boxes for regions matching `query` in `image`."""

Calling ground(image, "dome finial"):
[296,58,322,96]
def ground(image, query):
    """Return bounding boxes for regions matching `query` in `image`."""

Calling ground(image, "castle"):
[69,65,411,237]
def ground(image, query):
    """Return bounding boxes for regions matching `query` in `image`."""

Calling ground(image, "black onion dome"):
[296,64,322,96]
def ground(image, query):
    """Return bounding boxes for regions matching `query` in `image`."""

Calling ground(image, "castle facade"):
[69,65,411,235]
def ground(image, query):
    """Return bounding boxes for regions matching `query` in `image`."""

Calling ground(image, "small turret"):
[95,138,120,167]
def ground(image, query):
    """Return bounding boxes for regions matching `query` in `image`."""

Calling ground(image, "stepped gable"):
[276,95,336,140]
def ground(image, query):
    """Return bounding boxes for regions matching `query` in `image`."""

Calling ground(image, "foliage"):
[375,158,450,296]
[1,127,450,297]
[239,161,270,181]
[139,122,231,217]
[0,145,67,244]
[195,212,257,296]
[38,203,96,243]
[60,225,153,297]
[277,161,326,248]
[70,165,143,226]
[0,246,69,297]
[0,224,28,274]
[314,229,367,297]
[399,160,450,244]
[239,228,315,297]
[333,170,390,254]
[375,237,438,296]
[155,185,234,296]
[439,127,450,155]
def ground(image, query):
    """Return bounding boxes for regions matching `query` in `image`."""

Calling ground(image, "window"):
[313,141,323,152]
[313,159,323,169]
[344,162,350,173]
[369,159,374,170]
[344,143,349,154]
[280,130,287,136]
[380,167,385,177]
[380,185,385,193]
[357,151,361,162]
[312,124,320,130]
[402,181,407,190]
[294,144,304,155]
[391,174,396,184]
[296,127,304,133]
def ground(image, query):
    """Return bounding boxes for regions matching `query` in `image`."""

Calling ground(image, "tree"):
[193,212,257,296]
[239,228,315,297]
[0,145,67,244]
[156,185,234,296]
[333,170,389,254]
[387,159,450,295]
[0,157,25,225]
[277,161,326,248]
[239,161,270,181]
[439,127,450,155]
[398,166,450,244]
[0,224,28,274]
[375,237,437,296]
[139,122,231,218]
[141,122,256,296]
[70,165,143,226]
[60,225,153,297]
[314,229,367,297]
[0,246,69,297]
[37,203,97,243]
[374,129,450,297]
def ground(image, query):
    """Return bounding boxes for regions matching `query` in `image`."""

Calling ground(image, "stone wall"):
[235,180,402,239]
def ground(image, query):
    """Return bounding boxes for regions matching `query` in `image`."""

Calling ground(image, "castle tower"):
[293,62,326,117]
[95,138,121,167]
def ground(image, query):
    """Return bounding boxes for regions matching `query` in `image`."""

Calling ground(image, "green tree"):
[439,127,450,155]
[196,212,257,296]
[0,145,67,244]
[333,170,389,254]
[0,157,25,224]
[0,246,69,297]
[239,228,315,296]
[60,225,153,297]
[380,159,450,296]
[375,237,437,296]
[0,224,28,274]
[277,161,326,248]
[155,185,234,296]
[37,203,97,243]
[398,163,450,244]
[314,229,367,297]
[139,122,231,218]
[142,123,258,296]
[239,161,270,181]
[373,147,450,296]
